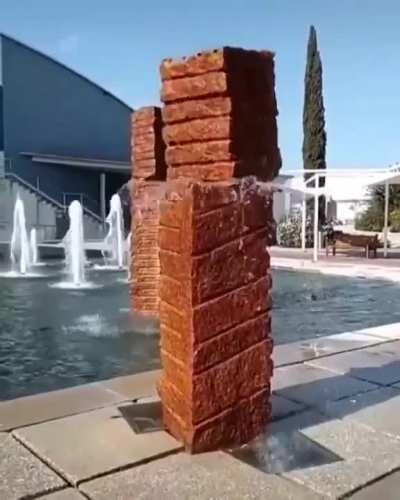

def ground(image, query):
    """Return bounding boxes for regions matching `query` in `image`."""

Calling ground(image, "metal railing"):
[5,171,103,224]
[4,158,103,223]
[62,192,101,217]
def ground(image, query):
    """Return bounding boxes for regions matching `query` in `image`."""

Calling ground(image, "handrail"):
[6,172,66,209]
[5,172,103,224]
[62,191,100,211]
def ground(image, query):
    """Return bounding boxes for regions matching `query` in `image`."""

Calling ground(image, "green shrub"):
[390,210,400,232]
[356,206,400,233]
[355,206,383,232]
[277,210,313,248]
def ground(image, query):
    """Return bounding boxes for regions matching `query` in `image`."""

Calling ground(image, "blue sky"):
[0,0,399,170]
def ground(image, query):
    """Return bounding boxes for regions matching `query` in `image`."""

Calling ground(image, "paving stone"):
[358,323,400,340]
[80,451,322,500]
[323,386,400,438]
[286,459,395,499]
[300,416,400,462]
[41,488,86,499]
[348,470,400,499]
[308,347,400,385]
[367,339,400,357]
[273,331,383,367]
[99,370,161,400]
[14,405,181,485]
[0,382,126,431]
[273,364,378,411]
[271,394,306,421]
[278,414,400,498]
[0,432,65,500]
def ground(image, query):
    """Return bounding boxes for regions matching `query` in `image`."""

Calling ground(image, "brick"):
[159,226,182,253]
[133,106,162,123]
[193,316,272,373]
[190,202,243,254]
[162,95,277,125]
[160,326,192,366]
[166,140,233,165]
[159,343,272,426]
[133,159,159,172]
[190,388,271,452]
[191,229,269,304]
[160,47,274,81]
[133,140,164,154]
[192,278,272,342]
[163,116,231,145]
[161,66,274,104]
[159,301,190,339]
[163,115,277,147]
[192,340,272,422]
[159,276,191,311]
[190,181,239,212]
[167,163,234,182]
[159,250,192,282]
[162,97,233,124]
[167,157,276,182]
[133,124,158,137]
[134,133,156,147]
[161,72,228,103]
[159,200,185,228]
[158,377,189,427]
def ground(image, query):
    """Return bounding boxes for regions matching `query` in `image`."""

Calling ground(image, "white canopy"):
[277,164,400,261]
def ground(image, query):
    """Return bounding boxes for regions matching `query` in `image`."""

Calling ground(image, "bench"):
[326,231,380,258]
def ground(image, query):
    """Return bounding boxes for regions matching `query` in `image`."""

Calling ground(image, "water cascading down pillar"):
[130,107,167,316]
[157,47,280,452]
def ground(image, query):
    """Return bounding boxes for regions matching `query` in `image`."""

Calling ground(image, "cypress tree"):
[303,25,327,225]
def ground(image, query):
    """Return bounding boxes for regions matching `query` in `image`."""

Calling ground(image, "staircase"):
[0,170,104,242]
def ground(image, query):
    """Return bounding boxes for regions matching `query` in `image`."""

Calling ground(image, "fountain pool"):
[1,268,400,401]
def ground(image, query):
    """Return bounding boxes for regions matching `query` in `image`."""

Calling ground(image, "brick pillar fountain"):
[130,107,167,316]
[156,47,280,452]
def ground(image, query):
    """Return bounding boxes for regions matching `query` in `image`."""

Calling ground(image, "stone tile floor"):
[3,326,400,499]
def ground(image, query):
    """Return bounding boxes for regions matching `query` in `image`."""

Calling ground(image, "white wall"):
[335,200,369,224]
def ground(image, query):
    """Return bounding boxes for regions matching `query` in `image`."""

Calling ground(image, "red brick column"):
[157,179,274,452]
[160,47,281,182]
[130,180,166,315]
[130,107,167,316]
[131,106,167,180]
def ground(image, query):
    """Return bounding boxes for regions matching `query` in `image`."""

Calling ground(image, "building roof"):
[0,33,133,112]
[21,152,130,174]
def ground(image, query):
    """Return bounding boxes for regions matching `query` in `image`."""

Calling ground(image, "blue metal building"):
[0,34,132,239]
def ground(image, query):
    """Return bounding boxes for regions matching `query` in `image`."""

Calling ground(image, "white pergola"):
[273,164,400,262]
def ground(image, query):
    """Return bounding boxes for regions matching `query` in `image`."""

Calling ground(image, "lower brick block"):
[158,179,274,452]
[130,181,167,316]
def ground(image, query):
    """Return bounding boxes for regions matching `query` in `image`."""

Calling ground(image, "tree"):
[303,25,327,225]
[356,185,400,232]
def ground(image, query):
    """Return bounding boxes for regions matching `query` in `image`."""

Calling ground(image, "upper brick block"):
[160,47,274,81]
[131,106,167,180]
[160,48,275,103]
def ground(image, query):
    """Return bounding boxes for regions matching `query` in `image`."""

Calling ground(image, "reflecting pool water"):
[1,266,400,400]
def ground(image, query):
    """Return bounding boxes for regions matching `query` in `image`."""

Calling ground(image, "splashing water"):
[29,228,39,265]
[99,194,125,270]
[61,201,87,286]
[10,196,31,275]
[126,232,132,280]
[105,194,124,268]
